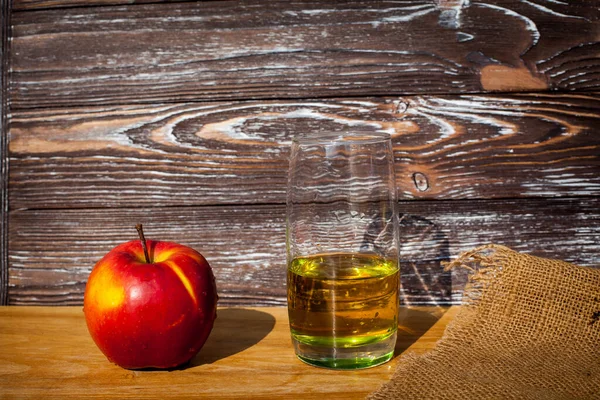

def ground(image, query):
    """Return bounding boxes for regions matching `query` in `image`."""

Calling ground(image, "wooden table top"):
[0,306,457,399]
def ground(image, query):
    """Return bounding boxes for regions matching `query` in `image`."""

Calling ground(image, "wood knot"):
[412,172,429,192]
[392,99,409,115]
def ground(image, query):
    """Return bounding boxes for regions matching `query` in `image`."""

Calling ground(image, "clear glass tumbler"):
[286,132,399,369]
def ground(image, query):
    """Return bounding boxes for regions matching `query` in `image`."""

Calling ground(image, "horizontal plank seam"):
[8,89,600,112]
[8,195,599,214]
[11,0,232,13]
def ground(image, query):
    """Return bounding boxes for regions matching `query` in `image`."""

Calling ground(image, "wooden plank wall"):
[2,0,599,306]
[0,0,10,306]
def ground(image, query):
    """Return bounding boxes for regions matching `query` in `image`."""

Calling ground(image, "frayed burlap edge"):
[367,244,600,400]
[441,244,513,306]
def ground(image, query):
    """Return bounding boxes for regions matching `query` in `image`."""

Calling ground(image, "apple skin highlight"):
[84,239,218,369]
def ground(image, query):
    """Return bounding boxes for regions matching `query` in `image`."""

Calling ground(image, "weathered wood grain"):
[5,0,600,309]
[8,197,599,306]
[10,0,600,108]
[1,0,12,305]
[13,0,194,11]
[9,94,600,209]
[9,205,287,306]
[399,197,600,304]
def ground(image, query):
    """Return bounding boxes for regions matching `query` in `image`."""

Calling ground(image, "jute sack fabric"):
[369,245,600,400]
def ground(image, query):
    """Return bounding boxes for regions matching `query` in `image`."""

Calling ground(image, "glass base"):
[291,331,396,370]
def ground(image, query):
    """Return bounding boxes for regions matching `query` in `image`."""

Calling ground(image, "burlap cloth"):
[369,245,600,400]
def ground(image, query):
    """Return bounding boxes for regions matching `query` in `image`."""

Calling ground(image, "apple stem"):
[135,224,151,264]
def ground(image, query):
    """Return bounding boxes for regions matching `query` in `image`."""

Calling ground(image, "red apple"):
[83,225,217,369]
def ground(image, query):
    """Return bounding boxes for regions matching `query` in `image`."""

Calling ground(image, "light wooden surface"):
[0,306,456,399]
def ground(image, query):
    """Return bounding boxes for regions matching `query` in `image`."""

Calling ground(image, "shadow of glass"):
[394,307,443,357]
[189,308,276,367]
[399,214,453,304]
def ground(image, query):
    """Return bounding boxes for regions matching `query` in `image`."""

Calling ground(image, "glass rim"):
[292,132,392,146]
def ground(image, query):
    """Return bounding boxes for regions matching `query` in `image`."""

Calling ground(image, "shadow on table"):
[394,307,444,357]
[190,308,276,367]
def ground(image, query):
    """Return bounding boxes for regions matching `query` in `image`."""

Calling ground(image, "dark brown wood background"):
[1,0,599,306]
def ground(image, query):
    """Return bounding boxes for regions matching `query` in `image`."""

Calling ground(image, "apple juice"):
[287,252,399,369]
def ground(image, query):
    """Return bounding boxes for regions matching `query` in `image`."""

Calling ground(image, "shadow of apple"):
[190,308,276,367]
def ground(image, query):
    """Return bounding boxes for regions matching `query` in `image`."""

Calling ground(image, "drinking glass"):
[286,132,399,369]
